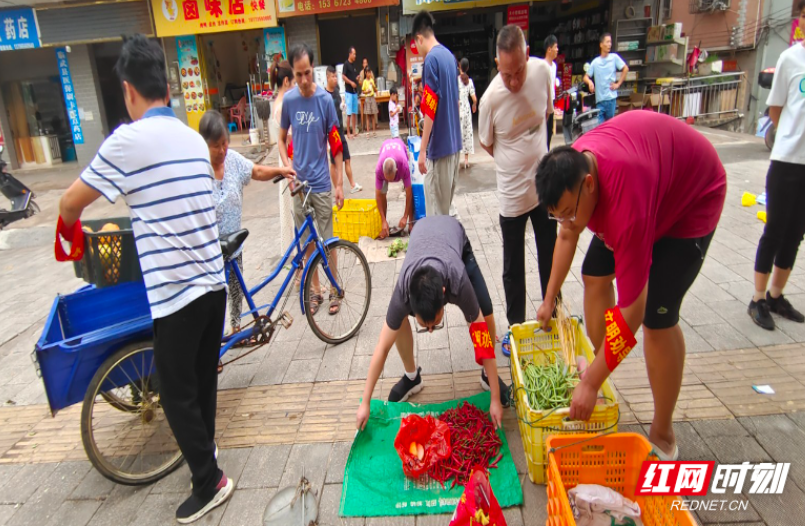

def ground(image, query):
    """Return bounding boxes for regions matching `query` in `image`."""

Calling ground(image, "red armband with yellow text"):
[328,125,343,157]
[421,85,439,120]
[603,307,637,372]
[469,321,495,365]
[54,216,85,262]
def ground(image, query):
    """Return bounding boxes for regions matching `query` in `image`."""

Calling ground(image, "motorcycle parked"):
[559,81,600,145]
[0,145,40,230]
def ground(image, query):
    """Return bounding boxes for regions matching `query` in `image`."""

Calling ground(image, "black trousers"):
[546,113,554,150]
[154,289,226,500]
[755,160,805,274]
[499,204,557,325]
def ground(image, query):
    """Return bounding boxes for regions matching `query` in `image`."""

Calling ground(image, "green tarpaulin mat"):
[340,392,523,518]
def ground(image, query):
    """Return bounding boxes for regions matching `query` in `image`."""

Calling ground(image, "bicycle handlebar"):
[290,180,309,197]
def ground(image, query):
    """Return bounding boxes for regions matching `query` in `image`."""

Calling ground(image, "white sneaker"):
[351,184,363,194]
[649,441,679,461]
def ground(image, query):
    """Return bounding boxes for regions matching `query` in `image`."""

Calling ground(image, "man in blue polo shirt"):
[583,33,629,124]
[414,10,462,217]
[58,35,231,523]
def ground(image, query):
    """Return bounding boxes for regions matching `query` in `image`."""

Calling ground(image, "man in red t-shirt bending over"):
[535,112,726,460]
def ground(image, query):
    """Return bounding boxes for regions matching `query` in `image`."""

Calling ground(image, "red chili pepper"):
[427,402,502,487]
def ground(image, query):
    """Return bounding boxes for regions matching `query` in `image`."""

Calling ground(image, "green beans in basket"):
[520,359,578,411]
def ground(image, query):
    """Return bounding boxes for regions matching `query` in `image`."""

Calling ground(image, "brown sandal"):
[309,293,323,315]
[328,294,342,315]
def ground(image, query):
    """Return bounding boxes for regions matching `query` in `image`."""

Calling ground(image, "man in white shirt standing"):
[748,0,805,331]
[58,36,232,523]
[544,35,559,149]
[479,24,557,353]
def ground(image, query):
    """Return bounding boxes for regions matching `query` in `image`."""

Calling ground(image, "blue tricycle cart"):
[33,179,371,485]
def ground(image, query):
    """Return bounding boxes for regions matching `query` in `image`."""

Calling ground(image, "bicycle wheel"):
[81,341,184,485]
[304,239,371,345]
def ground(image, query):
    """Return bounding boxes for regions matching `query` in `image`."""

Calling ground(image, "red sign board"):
[507,4,529,31]
[277,0,397,18]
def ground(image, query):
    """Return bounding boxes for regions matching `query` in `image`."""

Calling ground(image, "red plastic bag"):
[394,414,451,478]
[448,468,507,526]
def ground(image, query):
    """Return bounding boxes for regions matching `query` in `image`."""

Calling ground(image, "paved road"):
[1,124,804,526]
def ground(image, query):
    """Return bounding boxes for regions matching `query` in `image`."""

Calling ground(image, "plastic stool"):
[228,122,238,133]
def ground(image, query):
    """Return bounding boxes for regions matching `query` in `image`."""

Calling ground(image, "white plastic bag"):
[568,484,643,526]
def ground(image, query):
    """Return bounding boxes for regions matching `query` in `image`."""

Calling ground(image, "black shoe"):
[748,299,775,331]
[767,292,805,323]
[177,473,233,524]
[389,367,423,402]
[481,370,511,408]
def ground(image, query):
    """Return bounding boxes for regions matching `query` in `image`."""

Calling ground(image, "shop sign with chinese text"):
[403,0,526,15]
[151,0,277,37]
[55,48,84,145]
[277,0,397,18]
[0,8,40,51]
[506,5,529,30]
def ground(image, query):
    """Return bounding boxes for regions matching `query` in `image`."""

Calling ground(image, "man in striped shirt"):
[58,35,231,523]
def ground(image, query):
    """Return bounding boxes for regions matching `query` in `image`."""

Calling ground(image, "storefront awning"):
[277,0,398,18]
[402,0,528,15]
[151,0,277,37]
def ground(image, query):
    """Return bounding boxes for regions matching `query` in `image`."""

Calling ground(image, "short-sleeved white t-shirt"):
[479,57,553,218]
[767,43,805,165]
[80,107,225,319]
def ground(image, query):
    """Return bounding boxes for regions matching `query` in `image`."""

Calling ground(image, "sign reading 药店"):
[0,8,40,51]
[55,48,84,145]
[151,0,277,37]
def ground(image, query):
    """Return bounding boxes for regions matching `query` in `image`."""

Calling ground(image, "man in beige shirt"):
[479,24,557,353]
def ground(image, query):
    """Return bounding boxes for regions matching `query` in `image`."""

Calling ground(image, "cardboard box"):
[664,23,682,40]
[647,26,664,42]
[617,40,641,51]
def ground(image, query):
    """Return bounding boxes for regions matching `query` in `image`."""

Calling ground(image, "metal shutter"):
[36,1,154,46]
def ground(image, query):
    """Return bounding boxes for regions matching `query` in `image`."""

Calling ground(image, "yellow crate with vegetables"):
[332,199,382,242]
[510,316,619,484]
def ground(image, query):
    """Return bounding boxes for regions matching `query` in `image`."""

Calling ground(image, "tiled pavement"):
[1,129,805,524]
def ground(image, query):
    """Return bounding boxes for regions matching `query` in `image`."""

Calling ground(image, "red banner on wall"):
[506,4,529,30]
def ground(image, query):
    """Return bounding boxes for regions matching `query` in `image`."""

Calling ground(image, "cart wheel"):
[81,341,184,485]
[304,239,371,345]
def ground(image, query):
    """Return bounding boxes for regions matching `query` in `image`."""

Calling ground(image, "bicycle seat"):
[220,229,249,259]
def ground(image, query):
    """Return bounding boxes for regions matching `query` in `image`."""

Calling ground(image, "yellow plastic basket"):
[332,199,382,243]
[510,320,619,484]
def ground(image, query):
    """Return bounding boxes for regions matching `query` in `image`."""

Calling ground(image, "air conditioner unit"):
[690,0,730,14]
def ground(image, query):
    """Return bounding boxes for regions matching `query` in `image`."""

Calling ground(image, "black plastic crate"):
[72,217,142,288]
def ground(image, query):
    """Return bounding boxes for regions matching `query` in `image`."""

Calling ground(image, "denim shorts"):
[597,99,617,123]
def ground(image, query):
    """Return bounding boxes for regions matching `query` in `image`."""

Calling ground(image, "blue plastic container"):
[34,281,153,416]
[407,136,427,220]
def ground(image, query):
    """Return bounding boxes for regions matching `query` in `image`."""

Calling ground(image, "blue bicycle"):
[77,177,371,485]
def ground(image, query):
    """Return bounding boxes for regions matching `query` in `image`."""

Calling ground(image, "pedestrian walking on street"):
[583,33,628,124]
[375,138,413,238]
[355,216,507,432]
[279,43,346,315]
[389,90,401,139]
[199,111,296,336]
[58,35,234,523]
[544,35,559,149]
[362,67,379,137]
[748,1,805,331]
[479,24,556,353]
[342,47,360,139]
[269,60,295,148]
[458,57,477,170]
[325,65,362,194]
[535,111,726,461]
[413,10,462,217]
